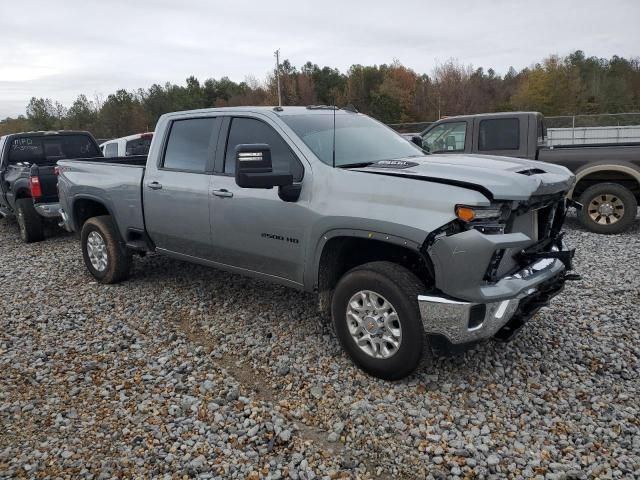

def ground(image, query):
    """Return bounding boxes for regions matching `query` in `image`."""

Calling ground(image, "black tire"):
[577,183,637,234]
[15,198,44,243]
[331,261,429,380]
[81,215,132,284]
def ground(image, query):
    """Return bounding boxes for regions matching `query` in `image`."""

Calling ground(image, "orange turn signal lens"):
[455,206,476,222]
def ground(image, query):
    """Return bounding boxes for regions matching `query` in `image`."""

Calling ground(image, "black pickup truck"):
[0,131,102,242]
[411,112,640,234]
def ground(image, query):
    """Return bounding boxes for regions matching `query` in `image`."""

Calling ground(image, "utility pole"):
[274,49,282,107]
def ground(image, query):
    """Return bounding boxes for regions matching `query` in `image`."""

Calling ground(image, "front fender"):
[305,227,424,292]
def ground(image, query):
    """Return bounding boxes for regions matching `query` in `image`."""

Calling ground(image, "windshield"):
[8,134,100,165]
[281,112,424,167]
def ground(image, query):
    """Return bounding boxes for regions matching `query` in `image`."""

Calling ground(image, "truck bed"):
[57,156,148,236]
[538,143,640,171]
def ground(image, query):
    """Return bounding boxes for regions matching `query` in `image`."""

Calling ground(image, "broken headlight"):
[455,204,511,234]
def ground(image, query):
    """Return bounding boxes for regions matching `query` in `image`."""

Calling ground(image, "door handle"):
[212,189,233,198]
[147,181,162,190]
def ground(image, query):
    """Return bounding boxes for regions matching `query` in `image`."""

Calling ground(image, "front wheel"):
[577,183,637,234]
[81,215,132,284]
[15,198,44,243]
[331,261,429,380]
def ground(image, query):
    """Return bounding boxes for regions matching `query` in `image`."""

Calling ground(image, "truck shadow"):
[128,252,562,390]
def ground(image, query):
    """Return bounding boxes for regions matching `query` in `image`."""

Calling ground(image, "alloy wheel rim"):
[87,231,108,272]
[588,194,624,225]
[346,290,402,359]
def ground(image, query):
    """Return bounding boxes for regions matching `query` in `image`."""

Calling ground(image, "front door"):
[143,116,221,259]
[421,121,469,154]
[209,116,308,284]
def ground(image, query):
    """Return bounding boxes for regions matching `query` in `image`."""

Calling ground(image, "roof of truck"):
[161,106,358,119]
[99,132,153,147]
[435,111,542,120]
[1,130,93,141]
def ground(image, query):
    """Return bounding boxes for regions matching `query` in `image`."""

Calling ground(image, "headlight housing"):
[455,204,511,234]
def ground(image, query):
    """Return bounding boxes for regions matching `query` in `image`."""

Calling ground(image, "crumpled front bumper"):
[419,244,570,344]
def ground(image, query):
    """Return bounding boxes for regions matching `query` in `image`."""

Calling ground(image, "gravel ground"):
[1,213,639,479]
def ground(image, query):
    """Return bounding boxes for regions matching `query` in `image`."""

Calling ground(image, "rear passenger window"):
[104,143,118,157]
[478,118,520,151]
[125,136,152,156]
[163,118,219,172]
[224,117,303,181]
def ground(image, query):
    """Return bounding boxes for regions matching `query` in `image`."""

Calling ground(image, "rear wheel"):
[331,261,429,380]
[577,183,637,234]
[81,215,132,284]
[15,198,44,243]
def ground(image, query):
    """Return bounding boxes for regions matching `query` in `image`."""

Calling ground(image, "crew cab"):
[415,112,640,234]
[0,131,101,242]
[100,132,153,158]
[57,106,577,380]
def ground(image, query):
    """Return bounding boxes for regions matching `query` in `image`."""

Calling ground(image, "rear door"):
[143,116,222,259]
[208,115,308,284]
[471,115,530,158]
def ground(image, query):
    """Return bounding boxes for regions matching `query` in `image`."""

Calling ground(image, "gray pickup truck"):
[57,106,577,379]
[413,112,640,234]
[0,131,102,242]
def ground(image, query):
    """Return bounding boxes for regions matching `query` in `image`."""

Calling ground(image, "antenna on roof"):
[274,49,282,107]
[332,99,336,168]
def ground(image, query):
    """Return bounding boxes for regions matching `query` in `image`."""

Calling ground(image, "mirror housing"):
[235,144,293,189]
[410,135,423,148]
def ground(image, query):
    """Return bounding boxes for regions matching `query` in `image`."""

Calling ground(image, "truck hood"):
[352,153,575,201]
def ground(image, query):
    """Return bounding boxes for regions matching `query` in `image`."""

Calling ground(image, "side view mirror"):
[235,144,293,189]
[410,135,423,148]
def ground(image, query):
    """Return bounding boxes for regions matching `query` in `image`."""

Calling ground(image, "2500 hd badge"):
[261,232,300,244]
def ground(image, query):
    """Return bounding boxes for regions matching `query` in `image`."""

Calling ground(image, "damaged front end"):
[418,194,579,345]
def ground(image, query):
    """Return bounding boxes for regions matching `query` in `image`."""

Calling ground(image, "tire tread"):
[332,261,430,380]
[81,215,131,284]
[15,198,44,243]
[577,182,637,234]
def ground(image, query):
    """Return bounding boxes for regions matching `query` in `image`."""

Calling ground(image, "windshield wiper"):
[337,161,376,169]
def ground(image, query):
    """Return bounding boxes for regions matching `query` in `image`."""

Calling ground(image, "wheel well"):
[15,189,31,200]
[73,198,110,228]
[573,171,640,201]
[316,236,433,314]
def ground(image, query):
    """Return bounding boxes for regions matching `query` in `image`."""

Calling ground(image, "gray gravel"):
[1,213,639,479]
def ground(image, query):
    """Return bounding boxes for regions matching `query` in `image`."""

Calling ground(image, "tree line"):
[1,50,639,138]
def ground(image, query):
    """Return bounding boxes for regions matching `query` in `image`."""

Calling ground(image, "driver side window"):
[224,117,304,181]
[422,122,467,153]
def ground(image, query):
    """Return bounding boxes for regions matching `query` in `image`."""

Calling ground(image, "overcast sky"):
[1,0,639,118]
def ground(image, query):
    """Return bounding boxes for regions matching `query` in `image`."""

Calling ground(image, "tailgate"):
[31,165,59,204]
